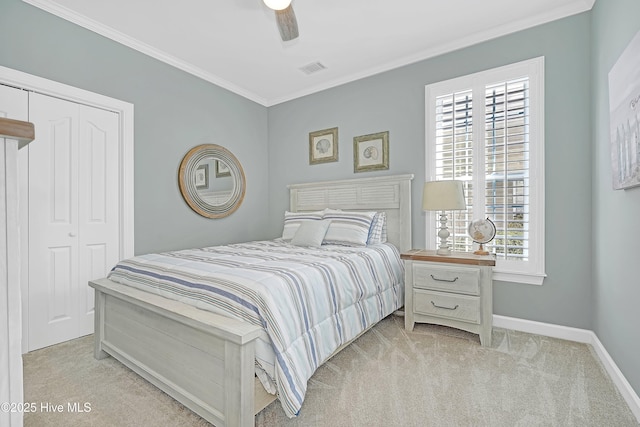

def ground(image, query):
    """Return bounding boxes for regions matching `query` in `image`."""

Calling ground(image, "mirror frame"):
[178,144,246,218]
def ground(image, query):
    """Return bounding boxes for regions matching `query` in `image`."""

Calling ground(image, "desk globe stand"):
[474,243,490,256]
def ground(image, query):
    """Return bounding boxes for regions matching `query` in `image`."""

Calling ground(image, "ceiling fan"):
[263,0,299,41]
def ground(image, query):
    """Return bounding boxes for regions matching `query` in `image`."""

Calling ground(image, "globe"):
[468,218,496,255]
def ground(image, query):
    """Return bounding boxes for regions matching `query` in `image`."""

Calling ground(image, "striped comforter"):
[107,239,404,418]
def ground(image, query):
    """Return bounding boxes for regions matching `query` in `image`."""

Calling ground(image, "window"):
[425,57,545,285]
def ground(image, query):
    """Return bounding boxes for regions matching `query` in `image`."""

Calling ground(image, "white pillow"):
[322,209,377,247]
[367,211,387,245]
[281,210,324,240]
[291,220,331,247]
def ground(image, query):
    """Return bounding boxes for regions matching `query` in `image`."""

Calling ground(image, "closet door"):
[77,104,120,337]
[28,93,80,349]
[27,93,120,350]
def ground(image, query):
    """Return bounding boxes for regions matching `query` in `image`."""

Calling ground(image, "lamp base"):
[436,211,452,256]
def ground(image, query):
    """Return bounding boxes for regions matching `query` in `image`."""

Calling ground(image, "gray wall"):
[0,0,270,255]
[268,14,594,329]
[591,0,640,396]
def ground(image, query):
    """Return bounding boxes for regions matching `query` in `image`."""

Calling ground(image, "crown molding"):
[23,0,595,107]
[21,0,269,106]
[266,0,595,105]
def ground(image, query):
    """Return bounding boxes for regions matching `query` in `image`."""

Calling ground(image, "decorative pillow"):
[291,220,331,247]
[281,210,324,240]
[367,211,387,245]
[322,209,377,247]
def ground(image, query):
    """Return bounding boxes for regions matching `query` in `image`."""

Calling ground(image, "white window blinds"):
[426,57,546,285]
[484,78,530,261]
[434,90,474,253]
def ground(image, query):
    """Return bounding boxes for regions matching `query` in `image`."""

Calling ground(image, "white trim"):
[424,57,545,285]
[21,0,593,107]
[590,334,640,422]
[493,271,546,286]
[238,0,595,106]
[0,65,135,354]
[1,137,27,427]
[493,314,593,342]
[0,65,135,262]
[494,315,640,422]
[21,0,268,106]
[527,57,546,280]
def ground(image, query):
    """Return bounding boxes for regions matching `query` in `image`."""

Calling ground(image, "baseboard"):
[493,315,640,422]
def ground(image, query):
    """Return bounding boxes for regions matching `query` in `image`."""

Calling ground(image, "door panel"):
[48,246,74,322]
[83,243,106,318]
[28,92,80,350]
[50,117,74,223]
[86,121,107,221]
[77,105,119,336]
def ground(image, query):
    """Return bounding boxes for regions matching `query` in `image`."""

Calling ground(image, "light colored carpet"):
[23,315,638,426]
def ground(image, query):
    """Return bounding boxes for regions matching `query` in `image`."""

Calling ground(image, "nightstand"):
[401,249,495,346]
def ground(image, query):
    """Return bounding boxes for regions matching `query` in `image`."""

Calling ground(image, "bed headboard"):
[288,174,414,252]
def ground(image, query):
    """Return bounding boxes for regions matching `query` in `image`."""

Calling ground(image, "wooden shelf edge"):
[0,117,35,148]
[401,249,496,266]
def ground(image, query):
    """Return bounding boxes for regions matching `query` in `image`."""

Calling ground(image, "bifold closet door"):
[27,92,120,351]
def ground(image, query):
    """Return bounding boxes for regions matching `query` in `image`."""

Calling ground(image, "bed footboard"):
[90,278,263,427]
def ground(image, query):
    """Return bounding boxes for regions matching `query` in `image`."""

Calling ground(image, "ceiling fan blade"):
[275,5,299,41]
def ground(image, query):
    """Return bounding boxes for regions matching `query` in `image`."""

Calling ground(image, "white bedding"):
[106,239,403,417]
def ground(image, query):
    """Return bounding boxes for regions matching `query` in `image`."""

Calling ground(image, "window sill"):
[493,270,546,286]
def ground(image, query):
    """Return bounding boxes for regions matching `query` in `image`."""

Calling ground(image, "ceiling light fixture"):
[263,0,292,11]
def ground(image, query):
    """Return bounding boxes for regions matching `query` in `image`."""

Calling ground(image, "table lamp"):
[423,180,466,255]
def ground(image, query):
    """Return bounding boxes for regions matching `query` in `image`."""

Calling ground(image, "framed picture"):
[215,160,231,177]
[353,131,389,173]
[309,127,338,164]
[608,29,640,190]
[194,164,209,189]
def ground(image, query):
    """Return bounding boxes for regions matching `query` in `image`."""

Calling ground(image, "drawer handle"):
[431,301,459,310]
[430,274,459,283]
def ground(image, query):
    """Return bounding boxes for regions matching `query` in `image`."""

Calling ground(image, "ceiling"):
[24,0,595,106]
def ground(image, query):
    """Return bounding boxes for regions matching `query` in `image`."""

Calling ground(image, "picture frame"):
[608,29,640,190]
[309,127,338,164]
[215,160,231,178]
[194,164,209,189]
[353,131,389,173]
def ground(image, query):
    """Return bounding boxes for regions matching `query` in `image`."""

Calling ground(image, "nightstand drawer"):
[413,264,480,295]
[413,289,480,324]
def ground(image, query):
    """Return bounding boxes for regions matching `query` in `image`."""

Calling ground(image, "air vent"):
[299,61,327,75]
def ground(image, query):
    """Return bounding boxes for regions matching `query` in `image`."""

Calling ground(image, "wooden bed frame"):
[89,174,413,426]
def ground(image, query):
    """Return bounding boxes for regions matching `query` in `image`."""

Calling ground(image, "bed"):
[89,173,413,426]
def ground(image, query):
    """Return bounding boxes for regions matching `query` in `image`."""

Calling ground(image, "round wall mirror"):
[178,144,246,218]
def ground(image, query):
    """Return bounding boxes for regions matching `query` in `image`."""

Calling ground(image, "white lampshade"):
[263,0,292,10]
[422,180,466,211]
